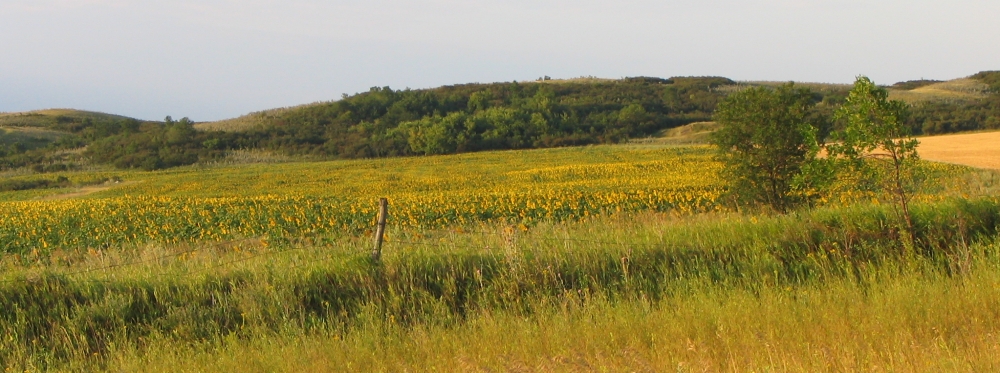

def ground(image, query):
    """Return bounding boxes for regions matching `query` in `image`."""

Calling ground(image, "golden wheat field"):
[917,131,1000,170]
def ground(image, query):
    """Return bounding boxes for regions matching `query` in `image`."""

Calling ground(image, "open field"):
[2,143,999,371]
[0,146,727,253]
[0,145,974,255]
[918,131,1000,170]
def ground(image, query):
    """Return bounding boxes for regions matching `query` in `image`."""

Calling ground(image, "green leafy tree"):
[710,83,822,213]
[828,76,920,248]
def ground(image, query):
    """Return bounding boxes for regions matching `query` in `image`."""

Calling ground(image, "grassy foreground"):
[3,197,1000,371]
[111,263,1000,372]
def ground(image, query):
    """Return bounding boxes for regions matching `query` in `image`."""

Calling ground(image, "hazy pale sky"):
[1,0,998,121]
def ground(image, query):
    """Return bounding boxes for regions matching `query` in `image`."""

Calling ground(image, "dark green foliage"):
[830,76,921,248]
[971,71,1000,93]
[908,97,1000,134]
[0,115,234,171]
[240,77,734,157]
[904,71,1000,135]
[885,72,1000,135]
[711,83,824,212]
[2,78,741,171]
[84,117,234,170]
[0,176,120,192]
[0,176,71,192]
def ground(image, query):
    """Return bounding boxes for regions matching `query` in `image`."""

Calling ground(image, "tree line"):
[4,77,740,170]
[1,72,998,172]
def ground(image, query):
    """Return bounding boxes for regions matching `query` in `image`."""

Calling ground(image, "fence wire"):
[0,213,673,284]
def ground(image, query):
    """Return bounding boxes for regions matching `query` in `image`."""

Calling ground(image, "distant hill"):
[194,104,323,132]
[0,126,71,150]
[2,71,997,172]
[0,109,136,128]
[890,79,943,90]
[722,76,992,104]
[0,109,222,171]
[195,76,719,134]
[633,72,1000,142]
[903,72,1000,134]
[887,78,991,104]
[188,72,995,139]
[0,109,140,160]
[715,73,1000,135]
[188,76,740,160]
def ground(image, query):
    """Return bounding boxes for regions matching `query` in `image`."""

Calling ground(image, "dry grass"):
[30,109,108,117]
[194,102,332,132]
[522,76,617,85]
[39,180,140,201]
[630,122,719,145]
[0,108,132,122]
[0,126,68,139]
[918,131,1000,170]
[720,77,991,106]
[0,109,136,129]
[194,109,288,132]
[740,81,853,90]
[889,78,991,104]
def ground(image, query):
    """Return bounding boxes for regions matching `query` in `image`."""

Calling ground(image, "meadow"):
[2,144,999,371]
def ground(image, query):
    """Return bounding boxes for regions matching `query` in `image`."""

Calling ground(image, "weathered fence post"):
[372,198,388,261]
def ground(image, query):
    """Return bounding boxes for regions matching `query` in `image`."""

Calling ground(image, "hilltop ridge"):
[0,109,139,128]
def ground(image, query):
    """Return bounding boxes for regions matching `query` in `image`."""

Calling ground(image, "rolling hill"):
[888,78,992,104]
[0,72,997,172]
[0,109,136,128]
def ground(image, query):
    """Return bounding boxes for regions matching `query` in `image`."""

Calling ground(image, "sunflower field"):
[0,146,728,253]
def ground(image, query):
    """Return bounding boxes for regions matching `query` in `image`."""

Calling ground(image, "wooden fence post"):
[372,198,388,261]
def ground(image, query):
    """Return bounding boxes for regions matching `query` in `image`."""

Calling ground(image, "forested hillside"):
[1,72,998,172]
[906,71,1000,134]
[1,77,739,170]
[219,76,738,157]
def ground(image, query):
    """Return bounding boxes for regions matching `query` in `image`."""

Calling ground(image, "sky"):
[1,0,998,121]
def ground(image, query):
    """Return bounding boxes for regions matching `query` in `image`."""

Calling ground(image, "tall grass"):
[109,261,1000,372]
[2,197,999,370]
